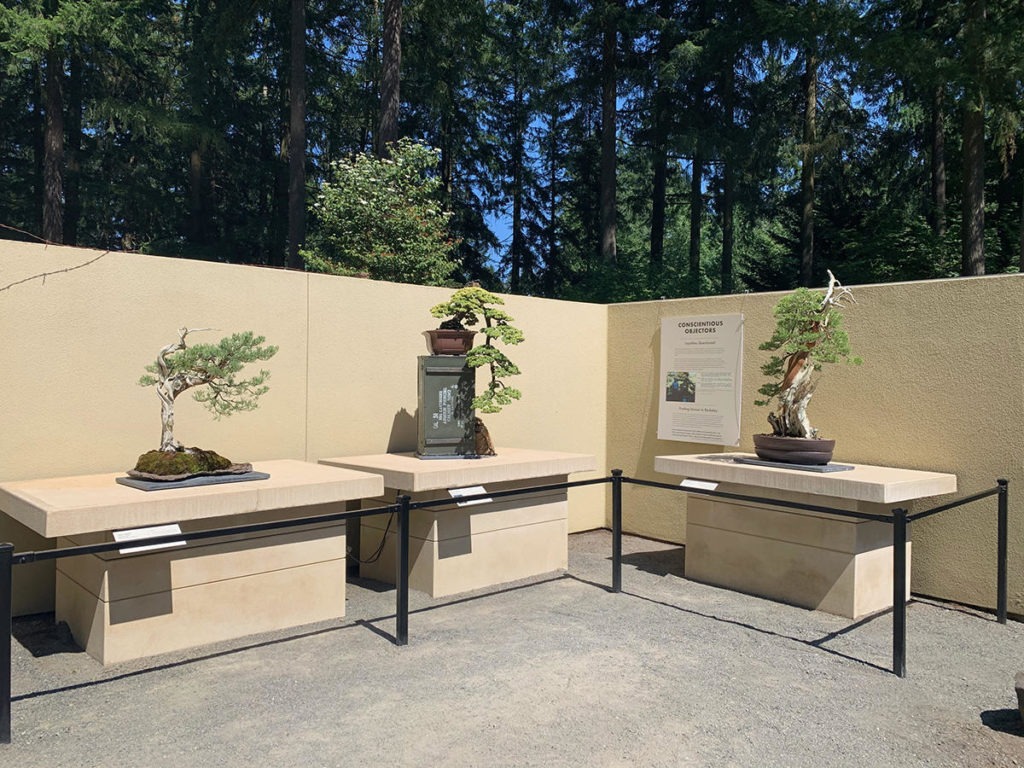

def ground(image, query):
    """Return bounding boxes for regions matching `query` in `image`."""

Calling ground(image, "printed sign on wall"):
[657,314,743,446]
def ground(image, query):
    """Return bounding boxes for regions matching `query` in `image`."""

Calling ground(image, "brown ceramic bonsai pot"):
[426,329,476,355]
[752,434,836,465]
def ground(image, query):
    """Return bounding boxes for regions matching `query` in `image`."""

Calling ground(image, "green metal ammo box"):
[416,355,476,458]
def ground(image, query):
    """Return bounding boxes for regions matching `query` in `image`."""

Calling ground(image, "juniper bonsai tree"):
[430,286,524,414]
[754,272,861,439]
[138,328,278,462]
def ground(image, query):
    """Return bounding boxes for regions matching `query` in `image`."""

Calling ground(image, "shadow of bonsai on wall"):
[388,408,417,453]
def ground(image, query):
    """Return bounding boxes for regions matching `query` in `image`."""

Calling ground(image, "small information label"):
[448,485,492,507]
[113,523,186,555]
[679,479,719,492]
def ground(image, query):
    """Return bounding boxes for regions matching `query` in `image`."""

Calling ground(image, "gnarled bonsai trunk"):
[768,351,818,437]
[766,272,853,438]
[153,327,208,452]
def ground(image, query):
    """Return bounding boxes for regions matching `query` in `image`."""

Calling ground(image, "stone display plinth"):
[0,460,383,664]
[320,448,596,597]
[654,453,957,619]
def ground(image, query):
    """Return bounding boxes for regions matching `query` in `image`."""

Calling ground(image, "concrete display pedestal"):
[320,449,596,597]
[654,454,957,619]
[0,460,383,664]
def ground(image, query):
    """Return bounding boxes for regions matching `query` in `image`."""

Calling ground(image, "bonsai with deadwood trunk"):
[134,328,278,476]
[753,272,860,462]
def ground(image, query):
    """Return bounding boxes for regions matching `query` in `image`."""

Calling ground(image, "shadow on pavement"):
[620,546,685,578]
[980,709,1024,736]
[12,614,82,658]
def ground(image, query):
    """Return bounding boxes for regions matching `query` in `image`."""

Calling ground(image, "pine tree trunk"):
[362,0,381,153]
[188,146,205,243]
[32,65,45,235]
[286,0,306,269]
[599,0,618,265]
[649,0,673,287]
[799,48,817,287]
[721,60,736,295]
[64,53,82,245]
[650,143,667,280]
[42,40,64,244]
[930,87,946,237]
[961,0,986,276]
[510,71,524,293]
[1019,176,1024,271]
[376,0,401,157]
[688,146,703,296]
[961,103,985,275]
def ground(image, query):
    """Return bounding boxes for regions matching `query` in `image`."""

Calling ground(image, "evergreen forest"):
[2,0,1023,301]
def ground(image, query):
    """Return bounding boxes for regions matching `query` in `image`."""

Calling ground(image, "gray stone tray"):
[115,471,271,491]
[732,457,854,473]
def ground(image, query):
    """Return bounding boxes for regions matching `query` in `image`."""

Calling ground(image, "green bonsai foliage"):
[302,139,459,286]
[139,328,278,453]
[430,286,524,414]
[755,272,861,438]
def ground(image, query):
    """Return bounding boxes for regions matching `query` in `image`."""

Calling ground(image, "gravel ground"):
[4,530,1023,767]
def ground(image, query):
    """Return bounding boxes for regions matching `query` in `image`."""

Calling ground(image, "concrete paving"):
[4,530,1024,767]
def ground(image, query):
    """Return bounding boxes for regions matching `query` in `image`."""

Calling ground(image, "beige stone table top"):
[0,459,384,538]
[654,453,956,505]
[319,448,597,493]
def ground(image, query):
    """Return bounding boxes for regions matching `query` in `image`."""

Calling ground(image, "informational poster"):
[657,314,743,446]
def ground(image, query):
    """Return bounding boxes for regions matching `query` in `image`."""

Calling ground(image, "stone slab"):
[360,478,568,541]
[56,536,346,665]
[319,448,596,492]
[360,515,568,598]
[685,495,910,618]
[655,453,956,504]
[358,475,572,597]
[0,459,384,538]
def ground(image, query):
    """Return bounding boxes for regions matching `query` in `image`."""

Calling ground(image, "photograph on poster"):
[657,314,743,446]
[665,371,696,402]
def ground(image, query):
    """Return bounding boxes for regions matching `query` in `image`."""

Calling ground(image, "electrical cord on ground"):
[345,512,394,565]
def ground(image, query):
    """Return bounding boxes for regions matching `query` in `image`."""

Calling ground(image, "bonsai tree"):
[135,328,278,474]
[754,271,861,439]
[430,286,524,414]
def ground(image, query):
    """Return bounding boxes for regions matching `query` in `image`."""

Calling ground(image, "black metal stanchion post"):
[997,479,1008,625]
[892,509,908,678]
[395,496,410,646]
[1,543,13,744]
[611,470,623,593]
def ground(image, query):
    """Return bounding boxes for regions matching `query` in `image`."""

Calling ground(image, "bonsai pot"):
[752,434,836,465]
[427,329,476,355]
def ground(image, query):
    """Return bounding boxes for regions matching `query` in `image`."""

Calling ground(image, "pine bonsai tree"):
[755,272,861,438]
[137,328,278,469]
[430,286,524,414]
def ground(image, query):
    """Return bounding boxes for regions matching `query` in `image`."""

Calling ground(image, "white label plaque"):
[679,479,719,492]
[448,485,492,507]
[113,523,186,555]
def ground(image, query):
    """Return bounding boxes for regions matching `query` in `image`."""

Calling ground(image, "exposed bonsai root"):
[473,418,496,456]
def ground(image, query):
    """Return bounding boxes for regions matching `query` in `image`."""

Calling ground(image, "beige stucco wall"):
[3,241,1021,618]
[607,275,1024,615]
[0,242,607,614]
